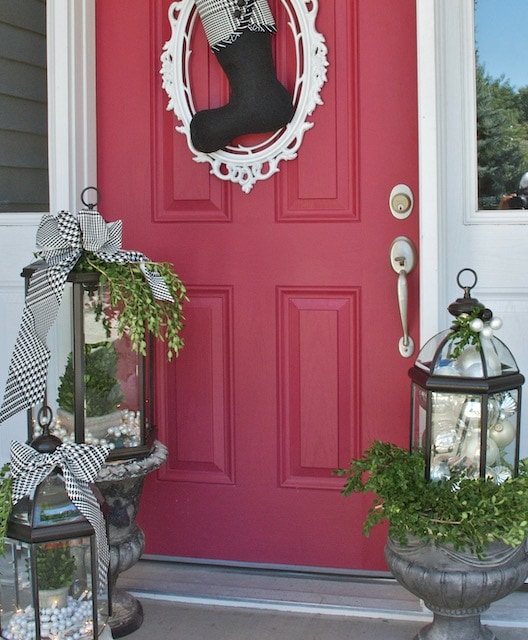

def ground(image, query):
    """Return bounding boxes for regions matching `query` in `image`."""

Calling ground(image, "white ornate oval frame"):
[160,0,328,193]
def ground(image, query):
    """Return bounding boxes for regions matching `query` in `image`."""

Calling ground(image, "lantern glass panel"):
[68,282,143,450]
[0,541,32,630]
[415,329,519,378]
[488,390,520,476]
[413,387,519,482]
[0,537,109,640]
[28,274,151,457]
[10,474,83,527]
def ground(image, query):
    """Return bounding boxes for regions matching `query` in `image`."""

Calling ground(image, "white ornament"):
[489,316,503,330]
[461,432,500,466]
[480,325,493,339]
[430,460,451,481]
[456,347,483,376]
[489,419,516,448]
[499,392,517,417]
[469,318,484,332]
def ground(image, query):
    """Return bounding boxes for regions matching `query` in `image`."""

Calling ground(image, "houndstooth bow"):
[10,440,110,592]
[0,210,173,423]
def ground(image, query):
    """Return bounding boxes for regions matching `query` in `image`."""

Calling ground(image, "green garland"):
[334,441,528,557]
[447,307,483,360]
[76,254,187,361]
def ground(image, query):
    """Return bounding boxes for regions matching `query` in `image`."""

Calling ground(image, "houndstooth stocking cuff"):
[194,0,277,50]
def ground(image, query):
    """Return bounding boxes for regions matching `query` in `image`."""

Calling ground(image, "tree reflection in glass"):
[475,0,528,210]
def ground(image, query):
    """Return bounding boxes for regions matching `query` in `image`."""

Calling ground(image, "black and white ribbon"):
[0,209,174,423]
[10,440,111,592]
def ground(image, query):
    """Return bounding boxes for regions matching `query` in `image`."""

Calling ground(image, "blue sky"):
[475,0,527,89]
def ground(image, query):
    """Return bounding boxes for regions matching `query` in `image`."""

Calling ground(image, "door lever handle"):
[389,237,417,358]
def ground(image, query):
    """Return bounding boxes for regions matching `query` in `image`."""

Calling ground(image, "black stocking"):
[191,1,294,153]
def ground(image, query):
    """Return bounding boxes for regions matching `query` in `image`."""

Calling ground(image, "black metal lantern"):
[409,269,524,481]
[0,429,111,640]
[22,261,154,461]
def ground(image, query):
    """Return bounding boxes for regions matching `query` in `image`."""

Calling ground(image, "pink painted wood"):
[96,0,419,570]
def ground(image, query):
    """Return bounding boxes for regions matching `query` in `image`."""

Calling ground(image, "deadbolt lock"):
[389,184,414,219]
[392,194,412,213]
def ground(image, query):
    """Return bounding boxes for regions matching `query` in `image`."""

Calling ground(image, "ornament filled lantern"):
[22,262,154,461]
[0,427,111,640]
[0,202,185,455]
[409,269,524,481]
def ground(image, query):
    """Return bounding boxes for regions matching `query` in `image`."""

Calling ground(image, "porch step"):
[117,558,528,628]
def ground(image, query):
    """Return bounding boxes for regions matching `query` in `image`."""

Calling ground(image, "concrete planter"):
[96,440,168,638]
[385,536,528,640]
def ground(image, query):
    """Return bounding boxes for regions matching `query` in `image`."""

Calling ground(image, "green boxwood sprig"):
[77,253,187,361]
[334,441,528,557]
[448,307,484,360]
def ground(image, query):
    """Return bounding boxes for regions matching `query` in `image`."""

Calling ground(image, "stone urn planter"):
[96,440,168,638]
[385,536,528,640]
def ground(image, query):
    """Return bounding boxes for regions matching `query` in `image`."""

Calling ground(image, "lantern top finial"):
[448,268,485,317]
[31,405,62,453]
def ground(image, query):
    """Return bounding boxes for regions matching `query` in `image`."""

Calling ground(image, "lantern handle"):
[456,268,478,297]
[80,186,101,210]
[448,268,484,317]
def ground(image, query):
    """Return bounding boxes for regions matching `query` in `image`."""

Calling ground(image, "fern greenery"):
[334,440,528,557]
[76,253,187,361]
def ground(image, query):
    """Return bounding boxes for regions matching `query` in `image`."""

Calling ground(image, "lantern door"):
[1,468,109,640]
[24,265,153,460]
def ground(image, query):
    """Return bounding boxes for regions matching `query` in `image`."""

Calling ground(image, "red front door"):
[96,0,419,571]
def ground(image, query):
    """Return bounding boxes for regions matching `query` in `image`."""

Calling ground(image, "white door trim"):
[47,0,98,213]
[416,0,448,342]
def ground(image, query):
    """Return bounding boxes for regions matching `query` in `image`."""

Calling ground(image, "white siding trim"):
[47,0,97,214]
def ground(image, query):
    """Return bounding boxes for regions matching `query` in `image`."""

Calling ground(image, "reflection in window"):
[475,0,528,210]
[0,0,49,213]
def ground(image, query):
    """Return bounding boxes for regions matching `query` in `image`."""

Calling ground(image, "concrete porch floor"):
[117,559,528,639]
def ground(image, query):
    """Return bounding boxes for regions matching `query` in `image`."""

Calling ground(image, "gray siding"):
[0,0,48,212]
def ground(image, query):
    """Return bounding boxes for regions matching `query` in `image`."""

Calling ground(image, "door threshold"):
[117,557,528,628]
[142,553,395,581]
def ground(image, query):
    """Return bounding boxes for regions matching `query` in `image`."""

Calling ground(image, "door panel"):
[96,0,419,571]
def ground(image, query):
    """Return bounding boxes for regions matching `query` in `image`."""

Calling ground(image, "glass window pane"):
[475,0,528,211]
[0,0,48,212]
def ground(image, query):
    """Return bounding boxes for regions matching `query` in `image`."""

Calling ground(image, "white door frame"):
[416,0,449,341]
[47,0,97,214]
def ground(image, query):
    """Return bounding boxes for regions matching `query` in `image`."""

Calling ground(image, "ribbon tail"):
[0,257,76,424]
[0,347,50,423]
[61,445,111,593]
[139,263,174,302]
[68,479,110,593]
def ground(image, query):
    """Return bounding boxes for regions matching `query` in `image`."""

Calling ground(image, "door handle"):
[389,236,417,358]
